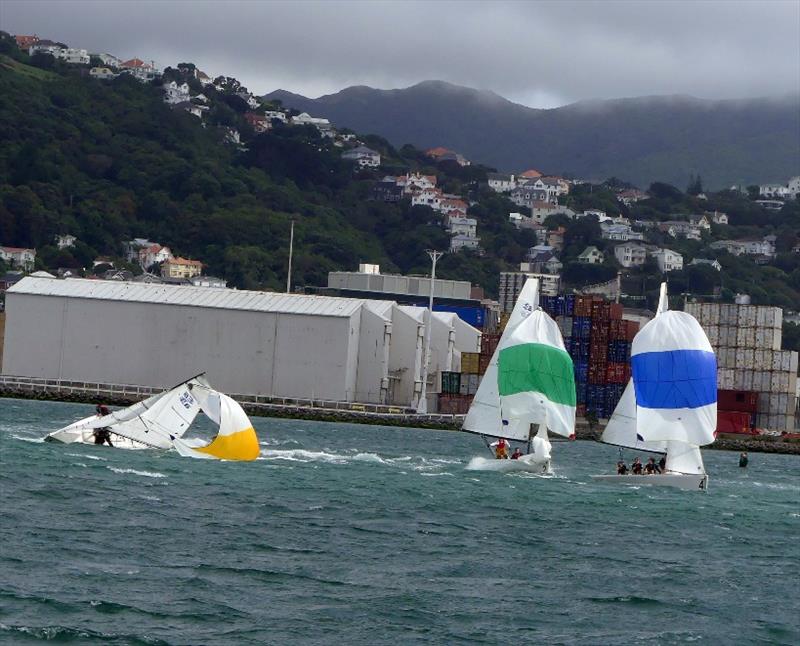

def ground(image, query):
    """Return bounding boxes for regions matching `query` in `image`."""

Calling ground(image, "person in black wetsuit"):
[631,457,643,475]
[658,455,667,473]
[739,452,748,468]
[644,457,661,474]
[616,460,628,475]
[93,404,113,446]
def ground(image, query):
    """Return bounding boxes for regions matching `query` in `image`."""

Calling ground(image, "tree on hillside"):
[687,174,704,196]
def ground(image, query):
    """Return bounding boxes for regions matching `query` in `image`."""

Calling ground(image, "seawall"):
[1,375,798,454]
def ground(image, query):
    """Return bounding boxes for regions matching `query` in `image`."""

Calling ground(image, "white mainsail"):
[48,376,207,448]
[599,380,667,454]
[463,278,575,442]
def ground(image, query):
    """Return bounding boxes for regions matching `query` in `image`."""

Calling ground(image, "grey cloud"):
[2,0,798,107]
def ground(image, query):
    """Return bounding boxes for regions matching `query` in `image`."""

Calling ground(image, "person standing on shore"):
[739,452,748,468]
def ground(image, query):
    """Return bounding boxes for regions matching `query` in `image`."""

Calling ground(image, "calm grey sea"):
[1,398,798,645]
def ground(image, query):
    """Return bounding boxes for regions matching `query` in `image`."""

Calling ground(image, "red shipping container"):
[591,301,611,320]
[718,389,759,413]
[574,296,595,317]
[478,353,491,375]
[605,363,630,384]
[608,303,624,320]
[716,410,752,434]
[481,333,501,357]
[576,404,587,417]
[625,320,639,341]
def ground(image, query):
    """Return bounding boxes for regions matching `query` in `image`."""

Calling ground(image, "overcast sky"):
[3,0,798,108]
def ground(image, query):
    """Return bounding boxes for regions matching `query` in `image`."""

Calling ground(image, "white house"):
[138,244,173,268]
[89,67,116,80]
[688,214,711,230]
[710,240,746,256]
[292,112,331,129]
[577,246,604,264]
[740,238,775,257]
[447,216,477,238]
[0,246,36,270]
[397,173,436,193]
[658,221,701,240]
[163,81,191,104]
[601,222,644,241]
[410,189,442,210]
[788,176,800,197]
[342,146,381,167]
[759,184,791,199]
[689,258,722,271]
[450,234,480,252]
[707,210,729,225]
[120,58,159,82]
[55,234,76,249]
[93,53,122,68]
[29,43,62,57]
[59,48,90,64]
[264,110,287,123]
[652,248,683,273]
[487,173,516,193]
[614,242,648,268]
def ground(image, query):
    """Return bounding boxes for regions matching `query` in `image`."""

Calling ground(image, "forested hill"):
[264,81,800,189]
[0,37,531,293]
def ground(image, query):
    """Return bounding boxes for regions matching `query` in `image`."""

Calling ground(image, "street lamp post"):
[417,249,443,414]
[286,219,295,294]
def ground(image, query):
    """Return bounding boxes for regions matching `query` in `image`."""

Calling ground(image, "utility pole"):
[286,219,294,294]
[417,249,443,414]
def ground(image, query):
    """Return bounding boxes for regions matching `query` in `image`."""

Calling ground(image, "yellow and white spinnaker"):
[173,389,260,462]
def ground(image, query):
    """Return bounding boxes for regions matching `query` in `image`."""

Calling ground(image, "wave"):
[66,453,106,461]
[11,434,44,443]
[107,467,166,479]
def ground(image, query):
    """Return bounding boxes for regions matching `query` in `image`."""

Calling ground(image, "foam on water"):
[106,467,167,479]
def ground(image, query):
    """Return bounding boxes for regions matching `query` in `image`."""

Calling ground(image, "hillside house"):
[196,70,212,86]
[163,81,190,104]
[510,186,554,209]
[397,173,436,192]
[14,35,39,49]
[55,234,76,249]
[0,271,24,293]
[658,221,701,240]
[59,48,90,64]
[450,234,480,252]
[161,257,203,279]
[707,210,729,225]
[372,181,404,202]
[547,227,566,251]
[172,101,205,118]
[90,67,116,80]
[788,176,800,197]
[531,201,560,224]
[518,169,542,180]
[0,246,36,271]
[601,222,644,242]
[652,248,683,273]
[616,188,648,205]
[264,110,287,123]
[488,173,516,193]
[138,244,173,268]
[689,258,722,271]
[292,112,332,132]
[577,246,604,264]
[688,214,711,230]
[244,111,270,133]
[93,53,121,68]
[710,240,745,256]
[446,216,477,238]
[426,147,469,166]
[525,248,562,274]
[439,198,469,215]
[189,275,227,288]
[120,58,159,81]
[614,242,648,268]
[29,41,62,57]
[759,184,791,199]
[342,146,381,167]
[410,188,442,210]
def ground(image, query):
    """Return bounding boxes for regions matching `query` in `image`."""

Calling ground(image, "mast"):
[286,219,295,294]
[417,250,443,414]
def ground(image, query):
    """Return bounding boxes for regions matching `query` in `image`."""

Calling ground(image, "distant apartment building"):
[0,246,36,271]
[614,242,648,268]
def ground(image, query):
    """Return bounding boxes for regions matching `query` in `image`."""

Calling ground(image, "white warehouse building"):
[2,277,480,407]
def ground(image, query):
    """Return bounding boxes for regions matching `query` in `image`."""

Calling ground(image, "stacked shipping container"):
[685,303,799,432]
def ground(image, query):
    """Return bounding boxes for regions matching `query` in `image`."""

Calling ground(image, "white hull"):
[466,453,552,474]
[591,472,708,491]
[45,427,151,450]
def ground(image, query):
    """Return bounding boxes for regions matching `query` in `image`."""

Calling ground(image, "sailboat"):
[591,283,717,491]
[463,278,576,472]
[45,375,260,461]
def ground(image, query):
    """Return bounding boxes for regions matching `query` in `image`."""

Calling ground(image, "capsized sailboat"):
[591,283,717,491]
[462,278,576,473]
[46,375,260,461]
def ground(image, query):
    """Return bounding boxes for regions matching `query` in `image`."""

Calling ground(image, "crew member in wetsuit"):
[510,447,523,460]
[616,460,628,475]
[644,457,661,474]
[495,438,509,459]
[93,403,113,446]
[631,457,643,475]
[739,452,748,468]
[658,455,667,473]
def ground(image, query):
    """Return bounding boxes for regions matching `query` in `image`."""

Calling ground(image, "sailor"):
[93,427,113,447]
[616,460,628,475]
[495,438,509,459]
[96,403,110,417]
[644,457,661,474]
[739,452,748,468]
[631,457,643,475]
[658,455,667,473]
[510,447,523,460]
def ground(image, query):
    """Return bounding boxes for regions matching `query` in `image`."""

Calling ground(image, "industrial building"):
[2,276,480,407]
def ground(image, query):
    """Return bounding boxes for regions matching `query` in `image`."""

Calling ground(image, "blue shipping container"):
[433,305,485,328]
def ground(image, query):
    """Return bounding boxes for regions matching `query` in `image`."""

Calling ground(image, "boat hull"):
[466,453,552,474]
[45,427,150,450]
[591,473,709,491]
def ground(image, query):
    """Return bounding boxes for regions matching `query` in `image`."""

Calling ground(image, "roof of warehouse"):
[8,276,396,318]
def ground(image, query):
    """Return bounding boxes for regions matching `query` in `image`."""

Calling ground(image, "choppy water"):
[1,398,798,645]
